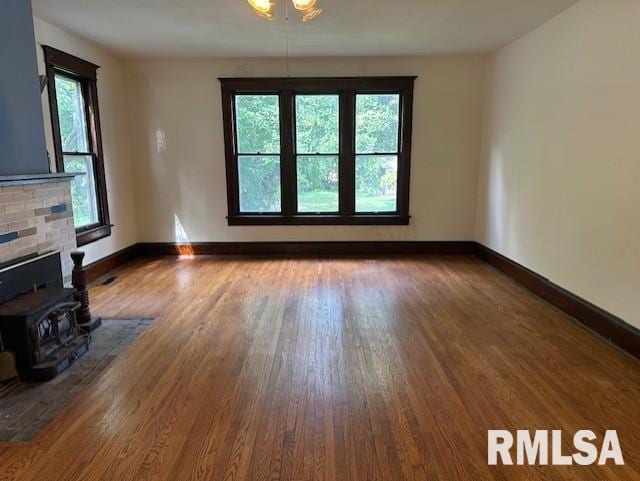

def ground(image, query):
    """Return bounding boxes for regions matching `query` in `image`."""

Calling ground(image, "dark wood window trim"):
[220,77,416,226]
[43,46,111,246]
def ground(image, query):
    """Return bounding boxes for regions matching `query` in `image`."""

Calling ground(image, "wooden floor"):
[0,255,638,480]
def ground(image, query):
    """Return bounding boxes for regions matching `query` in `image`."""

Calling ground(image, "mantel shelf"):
[0,172,77,186]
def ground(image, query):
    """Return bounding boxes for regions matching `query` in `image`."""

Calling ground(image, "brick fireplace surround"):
[0,176,77,282]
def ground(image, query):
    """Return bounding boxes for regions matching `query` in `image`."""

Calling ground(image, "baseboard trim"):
[82,240,639,360]
[474,243,640,359]
[85,243,141,284]
[137,241,476,257]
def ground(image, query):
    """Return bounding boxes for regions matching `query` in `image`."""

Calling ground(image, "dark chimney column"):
[71,251,101,332]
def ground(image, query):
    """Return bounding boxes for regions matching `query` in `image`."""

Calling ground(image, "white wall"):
[34,17,138,265]
[126,56,486,242]
[476,0,640,328]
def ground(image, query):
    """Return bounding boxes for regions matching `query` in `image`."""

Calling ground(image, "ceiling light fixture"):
[300,6,322,22]
[247,0,276,20]
[248,0,322,22]
[291,0,316,10]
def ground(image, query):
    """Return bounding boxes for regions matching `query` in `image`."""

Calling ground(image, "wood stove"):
[0,251,89,381]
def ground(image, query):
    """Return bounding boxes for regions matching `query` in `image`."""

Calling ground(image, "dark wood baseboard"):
[82,240,639,360]
[84,241,475,285]
[85,243,141,284]
[137,241,476,257]
[474,243,640,360]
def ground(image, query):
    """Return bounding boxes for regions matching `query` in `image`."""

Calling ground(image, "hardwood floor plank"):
[0,256,638,480]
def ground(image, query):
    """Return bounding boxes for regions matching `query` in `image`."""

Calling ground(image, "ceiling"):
[31,0,580,57]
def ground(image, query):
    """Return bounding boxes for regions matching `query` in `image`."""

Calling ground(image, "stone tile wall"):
[0,180,77,282]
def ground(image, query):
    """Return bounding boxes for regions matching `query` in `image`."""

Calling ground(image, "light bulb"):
[248,0,272,13]
[248,0,276,20]
[291,0,317,10]
[301,6,322,22]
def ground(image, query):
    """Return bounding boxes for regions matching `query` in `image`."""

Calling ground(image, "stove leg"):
[71,251,102,332]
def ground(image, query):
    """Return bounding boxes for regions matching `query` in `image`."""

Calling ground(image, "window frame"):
[220,77,416,226]
[43,46,111,246]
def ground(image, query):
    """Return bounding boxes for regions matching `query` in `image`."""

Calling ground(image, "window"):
[235,94,281,213]
[44,46,111,246]
[355,94,400,213]
[295,94,340,213]
[220,77,415,225]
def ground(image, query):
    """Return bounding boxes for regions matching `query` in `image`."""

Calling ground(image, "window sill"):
[76,224,112,246]
[227,215,410,226]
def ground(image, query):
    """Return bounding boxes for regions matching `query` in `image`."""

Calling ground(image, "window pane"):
[55,74,90,153]
[295,95,339,154]
[355,155,398,212]
[235,95,280,154]
[297,156,339,213]
[63,155,99,228]
[355,94,400,154]
[238,156,281,213]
